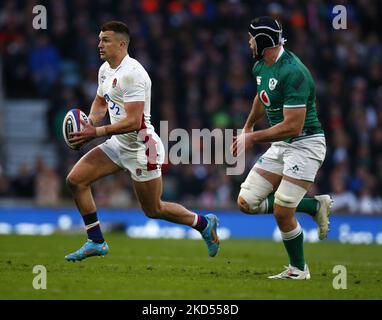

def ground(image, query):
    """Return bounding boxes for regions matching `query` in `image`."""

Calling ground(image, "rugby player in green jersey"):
[231,16,332,279]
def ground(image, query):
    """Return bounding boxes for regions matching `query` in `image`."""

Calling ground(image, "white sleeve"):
[121,69,146,103]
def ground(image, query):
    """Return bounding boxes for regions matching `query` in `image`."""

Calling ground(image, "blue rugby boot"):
[65,239,109,262]
[200,214,220,257]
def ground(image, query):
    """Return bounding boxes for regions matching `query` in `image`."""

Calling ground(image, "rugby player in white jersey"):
[64,21,219,261]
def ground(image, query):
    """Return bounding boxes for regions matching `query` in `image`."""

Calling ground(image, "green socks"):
[296,198,319,216]
[281,223,305,271]
[264,193,319,217]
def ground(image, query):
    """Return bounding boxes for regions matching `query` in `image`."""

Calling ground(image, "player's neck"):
[264,46,282,66]
[108,52,128,69]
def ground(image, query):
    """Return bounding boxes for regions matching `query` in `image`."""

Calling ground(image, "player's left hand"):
[69,119,96,148]
[231,133,253,157]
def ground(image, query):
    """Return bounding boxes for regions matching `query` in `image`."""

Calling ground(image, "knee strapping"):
[238,171,273,214]
[274,180,307,208]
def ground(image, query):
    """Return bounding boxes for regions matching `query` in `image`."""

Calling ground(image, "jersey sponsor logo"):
[259,90,271,106]
[112,78,117,88]
[256,76,262,85]
[269,78,278,90]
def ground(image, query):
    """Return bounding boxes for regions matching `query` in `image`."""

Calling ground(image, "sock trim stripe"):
[281,223,302,241]
[191,213,198,227]
[85,221,100,230]
[282,229,302,241]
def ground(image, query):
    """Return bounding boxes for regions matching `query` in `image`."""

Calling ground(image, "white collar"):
[110,54,129,71]
[275,46,284,62]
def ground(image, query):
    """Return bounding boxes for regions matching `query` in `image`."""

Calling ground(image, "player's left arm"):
[69,101,144,146]
[99,69,146,135]
[232,106,306,156]
[232,69,308,155]
[97,101,144,136]
[70,69,146,141]
[250,68,308,143]
[249,107,306,143]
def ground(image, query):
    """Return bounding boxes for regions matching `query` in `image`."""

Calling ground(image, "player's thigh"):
[67,147,122,186]
[132,176,162,212]
[254,167,283,189]
[273,138,326,220]
[239,167,282,198]
[243,142,285,192]
[282,175,312,191]
[273,176,311,220]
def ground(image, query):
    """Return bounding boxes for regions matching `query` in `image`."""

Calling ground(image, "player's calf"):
[140,202,163,219]
[273,204,298,231]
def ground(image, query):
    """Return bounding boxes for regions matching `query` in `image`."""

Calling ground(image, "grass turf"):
[0,234,381,299]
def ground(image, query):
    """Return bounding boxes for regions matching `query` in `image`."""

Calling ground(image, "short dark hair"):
[101,21,130,42]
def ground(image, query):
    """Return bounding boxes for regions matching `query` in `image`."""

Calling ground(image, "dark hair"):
[101,21,130,41]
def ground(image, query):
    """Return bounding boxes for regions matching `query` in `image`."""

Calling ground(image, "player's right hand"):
[230,132,254,157]
[69,120,96,148]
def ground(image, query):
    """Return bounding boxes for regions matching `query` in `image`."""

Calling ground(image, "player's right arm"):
[68,95,107,148]
[88,63,108,126]
[243,94,265,133]
[231,95,265,156]
[69,65,108,148]
[88,95,108,126]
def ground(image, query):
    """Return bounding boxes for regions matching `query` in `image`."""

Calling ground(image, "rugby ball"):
[62,108,89,150]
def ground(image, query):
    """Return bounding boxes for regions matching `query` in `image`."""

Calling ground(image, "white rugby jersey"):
[96,55,155,148]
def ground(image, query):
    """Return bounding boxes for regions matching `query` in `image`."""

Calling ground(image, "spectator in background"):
[11,164,35,198]
[358,188,382,214]
[0,0,381,214]
[35,159,61,206]
[330,172,358,213]
[28,34,60,97]
[0,165,11,197]
[109,172,133,208]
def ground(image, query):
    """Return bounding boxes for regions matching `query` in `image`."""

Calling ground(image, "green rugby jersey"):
[252,48,324,143]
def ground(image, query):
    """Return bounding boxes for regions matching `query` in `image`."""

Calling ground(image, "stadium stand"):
[0,0,381,213]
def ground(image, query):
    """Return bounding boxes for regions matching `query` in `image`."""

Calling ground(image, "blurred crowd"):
[0,0,382,214]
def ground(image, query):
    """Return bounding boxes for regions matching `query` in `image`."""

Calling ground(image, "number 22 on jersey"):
[104,93,120,115]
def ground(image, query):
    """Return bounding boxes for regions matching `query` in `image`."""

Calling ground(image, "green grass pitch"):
[0,234,381,299]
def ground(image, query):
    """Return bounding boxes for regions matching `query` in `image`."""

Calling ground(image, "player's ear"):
[120,39,127,49]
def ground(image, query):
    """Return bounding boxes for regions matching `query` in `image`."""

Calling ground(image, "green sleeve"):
[282,69,309,108]
[252,61,260,78]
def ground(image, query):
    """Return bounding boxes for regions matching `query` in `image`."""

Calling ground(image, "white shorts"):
[253,136,326,182]
[99,134,165,182]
